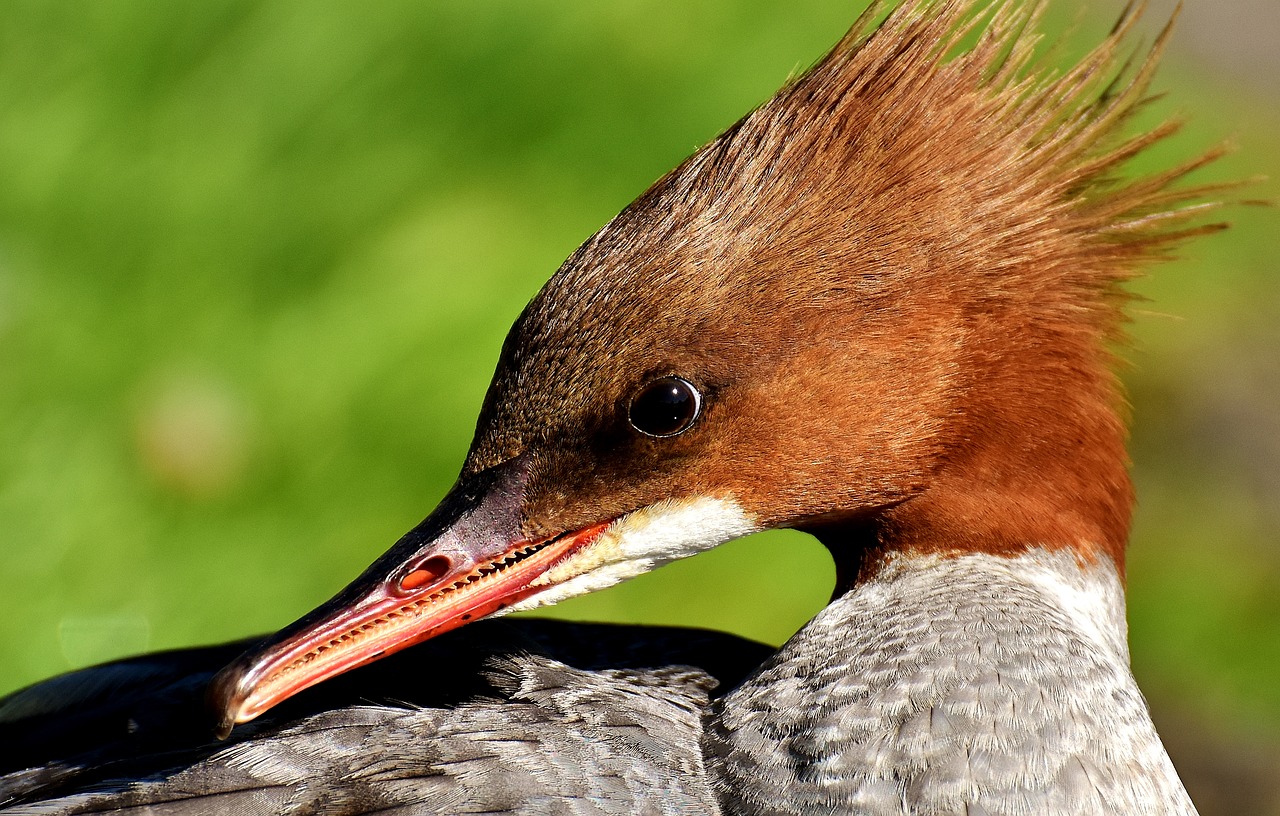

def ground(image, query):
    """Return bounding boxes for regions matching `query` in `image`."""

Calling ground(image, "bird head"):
[209,0,1225,738]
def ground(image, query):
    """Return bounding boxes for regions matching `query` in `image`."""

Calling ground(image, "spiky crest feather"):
[469,0,1228,573]
[609,0,1227,332]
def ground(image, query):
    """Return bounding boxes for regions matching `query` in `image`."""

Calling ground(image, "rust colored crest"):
[463,0,1229,577]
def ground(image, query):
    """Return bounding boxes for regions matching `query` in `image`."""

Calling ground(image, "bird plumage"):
[708,550,1196,815]
[1,621,770,814]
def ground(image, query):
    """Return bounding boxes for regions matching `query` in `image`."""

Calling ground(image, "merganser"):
[0,0,1230,813]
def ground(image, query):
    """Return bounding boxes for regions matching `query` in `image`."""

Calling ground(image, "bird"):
[0,0,1232,813]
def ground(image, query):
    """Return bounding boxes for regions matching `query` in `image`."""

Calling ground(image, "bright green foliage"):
[0,1,1275,749]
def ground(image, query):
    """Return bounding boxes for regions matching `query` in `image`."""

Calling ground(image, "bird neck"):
[811,342,1134,590]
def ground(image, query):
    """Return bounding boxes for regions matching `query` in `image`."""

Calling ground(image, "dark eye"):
[628,376,702,438]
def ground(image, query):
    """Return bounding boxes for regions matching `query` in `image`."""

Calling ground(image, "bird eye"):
[628,376,702,438]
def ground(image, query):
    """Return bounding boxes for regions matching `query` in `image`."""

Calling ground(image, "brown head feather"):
[464,0,1226,580]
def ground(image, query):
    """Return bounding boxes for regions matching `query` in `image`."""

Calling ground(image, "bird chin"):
[506,495,759,613]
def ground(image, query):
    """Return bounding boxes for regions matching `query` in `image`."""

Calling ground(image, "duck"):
[0,0,1229,813]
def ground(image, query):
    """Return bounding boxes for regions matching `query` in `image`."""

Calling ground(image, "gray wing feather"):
[1,621,770,815]
[3,658,720,816]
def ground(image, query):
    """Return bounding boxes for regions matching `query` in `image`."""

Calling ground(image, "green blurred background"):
[0,0,1275,810]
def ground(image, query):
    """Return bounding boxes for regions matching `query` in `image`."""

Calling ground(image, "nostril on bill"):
[400,555,452,591]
